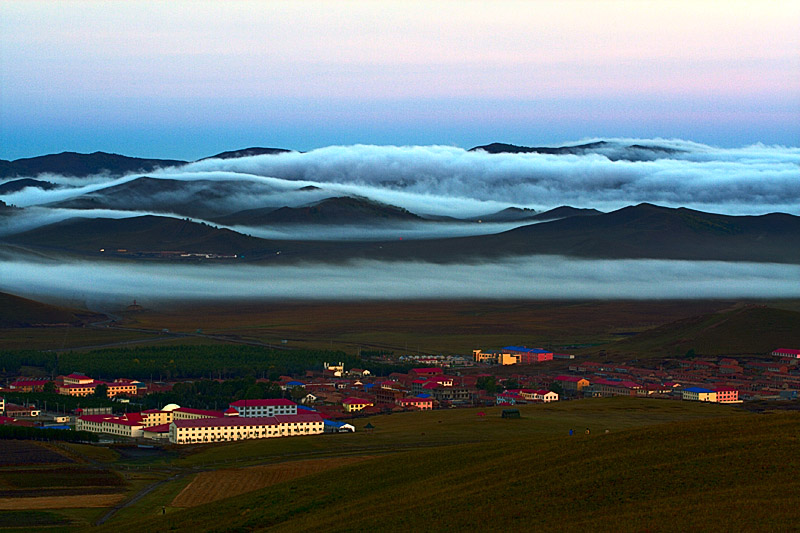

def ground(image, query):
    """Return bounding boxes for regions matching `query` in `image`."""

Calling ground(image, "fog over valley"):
[2,257,799,308]
[2,139,798,301]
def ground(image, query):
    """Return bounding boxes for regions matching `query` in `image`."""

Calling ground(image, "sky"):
[1,0,799,160]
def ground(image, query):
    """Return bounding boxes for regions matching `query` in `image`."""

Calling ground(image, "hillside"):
[0,178,58,194]
[48,176,284,219]
[0,291,104,327]
[200,147,293,160]
[470,140,687,161]
[3,215,281,257]
[595,305,800,359]
[98,409,800,532]
[0,152,187,178]
[214,196,424,226]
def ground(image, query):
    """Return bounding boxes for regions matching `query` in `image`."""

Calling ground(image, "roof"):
[142,423,171,433]
[411,367,443,374]
[342,397,373,405]
[554,375,586,382]
[503,346,552,354]
[229,399,296,407]
[684,387,714,393]
[173,407,225,418]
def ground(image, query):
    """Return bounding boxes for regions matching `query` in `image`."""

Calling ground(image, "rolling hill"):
[594,305,800,359]
[470,140,687,161]
[96,409,800,532]
[3,204,799,264]
[3,215,281,257]
[200,147,293,160]
[0,291,104,327]
[0,152,187,178]
[214,196,424,226]
[0,178,59,194]
[48,176,285,219]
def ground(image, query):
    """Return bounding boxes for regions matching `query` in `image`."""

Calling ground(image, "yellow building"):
[342,397,374,413]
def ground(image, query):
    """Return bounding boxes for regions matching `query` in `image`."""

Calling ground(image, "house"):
[76,413,145,438]
[554,376,590,392]
[772,349,800,360]
[682,387,716,402]
[397,397,434,410]
[409,367,444,379]
[713,387,740,403]
[9,379,51,392]
[229,399,297,418]
[533,390,559,403]
[3,404,40,417]
[342,398,374,413]
[503,346,554,363]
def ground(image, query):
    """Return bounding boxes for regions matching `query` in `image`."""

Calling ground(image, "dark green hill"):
[215,196,423,226]
[0,291,103,327]
[595,305,800,359]
[0,152,186,178]
[100,411,800,532]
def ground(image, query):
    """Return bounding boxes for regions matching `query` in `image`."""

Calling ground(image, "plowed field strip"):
[172,456,373,508]
[0,493,124,510]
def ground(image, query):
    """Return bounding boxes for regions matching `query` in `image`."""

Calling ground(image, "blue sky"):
[2,0,799,160]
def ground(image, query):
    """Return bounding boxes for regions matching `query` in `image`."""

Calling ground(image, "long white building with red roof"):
[168,412,323,444]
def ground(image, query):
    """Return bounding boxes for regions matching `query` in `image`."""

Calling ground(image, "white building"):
[229,399,297,418]
[168,413,323,444]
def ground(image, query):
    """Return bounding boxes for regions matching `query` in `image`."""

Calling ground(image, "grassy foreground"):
[94,403,799,532]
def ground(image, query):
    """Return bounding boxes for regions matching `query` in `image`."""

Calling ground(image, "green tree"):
[42,381,56,394]
[476,376,498,394]
[93,383,109,398]
[549,382,564,396]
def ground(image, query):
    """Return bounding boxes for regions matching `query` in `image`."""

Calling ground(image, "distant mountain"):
[528,206,603,221]
[48,176,283,219]
[362,203,800,264]
[469,141,686,161]
[5,204,799,265]
[200,147,293,160]
[476,205,602,222]
[0,152,187,178]
[214,196,423,226]
[0,291,104,327]
[0,178,59,194]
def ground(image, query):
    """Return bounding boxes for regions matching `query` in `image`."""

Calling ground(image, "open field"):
[96,410,800,532]
[172,456,373,508]
[0,441,75,467]
[115,299,739,355]
[0,494,124,511]
[168,398,747,469]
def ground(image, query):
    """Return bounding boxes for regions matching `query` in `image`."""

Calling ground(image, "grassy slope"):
[100,408,800,532]
[595,305,800,359]
[0,292,102,327]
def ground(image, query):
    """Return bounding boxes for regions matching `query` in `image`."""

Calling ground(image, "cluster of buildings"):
[75,399,336,444]
[472,346,575,365]
[8,373,145,398]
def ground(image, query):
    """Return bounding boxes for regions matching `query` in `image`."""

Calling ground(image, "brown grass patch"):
[0,493,124,510]
[171,456,372,508]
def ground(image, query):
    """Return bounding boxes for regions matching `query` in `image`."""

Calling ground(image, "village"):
[1,346,799,445]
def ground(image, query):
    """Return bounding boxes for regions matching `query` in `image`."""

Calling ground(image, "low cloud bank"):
[2,257,799,309]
